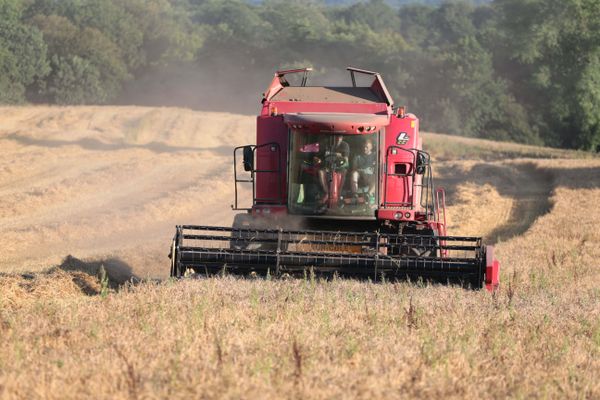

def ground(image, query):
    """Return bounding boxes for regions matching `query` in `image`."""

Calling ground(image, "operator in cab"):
[351,138,376,205]
[313,135,349,204]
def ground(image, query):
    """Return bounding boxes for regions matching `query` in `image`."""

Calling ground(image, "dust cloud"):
[117,62,357,114]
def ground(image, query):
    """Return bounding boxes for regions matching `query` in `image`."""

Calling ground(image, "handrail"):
[436,188,447,233]
[382,147,435,221]
[232,142,283,210]
[383,146,416,209]
[436,188,448,256]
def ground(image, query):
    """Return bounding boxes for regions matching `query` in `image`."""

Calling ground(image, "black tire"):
[230,213,252,250]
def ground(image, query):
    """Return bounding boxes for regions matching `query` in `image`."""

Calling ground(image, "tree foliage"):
[495,0,600,150]
[0,0,48,103]
[18,0,202,104]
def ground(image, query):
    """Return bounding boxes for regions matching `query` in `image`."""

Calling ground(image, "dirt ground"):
[0,106,256,278]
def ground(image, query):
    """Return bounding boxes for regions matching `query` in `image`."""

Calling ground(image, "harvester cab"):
[169,67,500,290]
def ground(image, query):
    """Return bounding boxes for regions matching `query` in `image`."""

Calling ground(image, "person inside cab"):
[351,138,376,204]
[313,135,349,204]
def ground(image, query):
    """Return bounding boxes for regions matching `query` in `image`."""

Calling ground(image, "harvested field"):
[0,106,254,277]
[1,106,599,399]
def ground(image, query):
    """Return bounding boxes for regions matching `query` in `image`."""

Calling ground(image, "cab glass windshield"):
[288,131,379,217]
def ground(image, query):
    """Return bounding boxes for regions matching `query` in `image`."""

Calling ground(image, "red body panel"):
[327,171,344,208]
[255,104,427,225]
[486,246,500,291]
[256,116,288,204]
[381,114,420,211]
[254,69,428,228]
[262,102,388,116]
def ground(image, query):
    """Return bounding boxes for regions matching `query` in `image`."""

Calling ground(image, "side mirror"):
[243,145,254,172]
[416,152,427,175]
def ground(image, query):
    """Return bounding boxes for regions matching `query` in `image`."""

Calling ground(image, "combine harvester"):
[169,67,499,290]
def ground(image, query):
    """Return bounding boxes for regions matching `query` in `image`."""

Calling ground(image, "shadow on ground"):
[549,166,600,190]
[436,162,554,244]
[0,255,141,299]
[4,133,233,156]
[59,255,141,288]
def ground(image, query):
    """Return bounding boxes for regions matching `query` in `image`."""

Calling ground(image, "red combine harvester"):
[169,67,500,290]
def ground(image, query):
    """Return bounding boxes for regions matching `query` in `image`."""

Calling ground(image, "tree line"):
[1,0,599,150]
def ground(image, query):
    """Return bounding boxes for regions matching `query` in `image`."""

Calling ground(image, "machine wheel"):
[230,213,253,250]
[169,237,176,277]
[169,236,182,278]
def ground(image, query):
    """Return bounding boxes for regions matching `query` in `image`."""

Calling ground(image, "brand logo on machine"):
[396,132,410,145]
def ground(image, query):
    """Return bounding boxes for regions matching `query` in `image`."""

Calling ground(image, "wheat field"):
[1,106,599,399]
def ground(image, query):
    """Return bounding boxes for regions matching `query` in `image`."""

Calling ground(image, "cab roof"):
[270,86,381,104]
[262,67,394,107]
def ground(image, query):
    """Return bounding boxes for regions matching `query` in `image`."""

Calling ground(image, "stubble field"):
[1,106,599,399]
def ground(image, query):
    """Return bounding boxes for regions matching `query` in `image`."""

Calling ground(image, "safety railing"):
[232,142,283,210]
[382,147,435,220]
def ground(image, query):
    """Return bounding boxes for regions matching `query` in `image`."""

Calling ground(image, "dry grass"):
[1,267,599,398]
[423,132,596,161]
[1,107,600,399]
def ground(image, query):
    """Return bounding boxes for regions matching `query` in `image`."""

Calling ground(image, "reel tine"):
[173,225,487,287]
